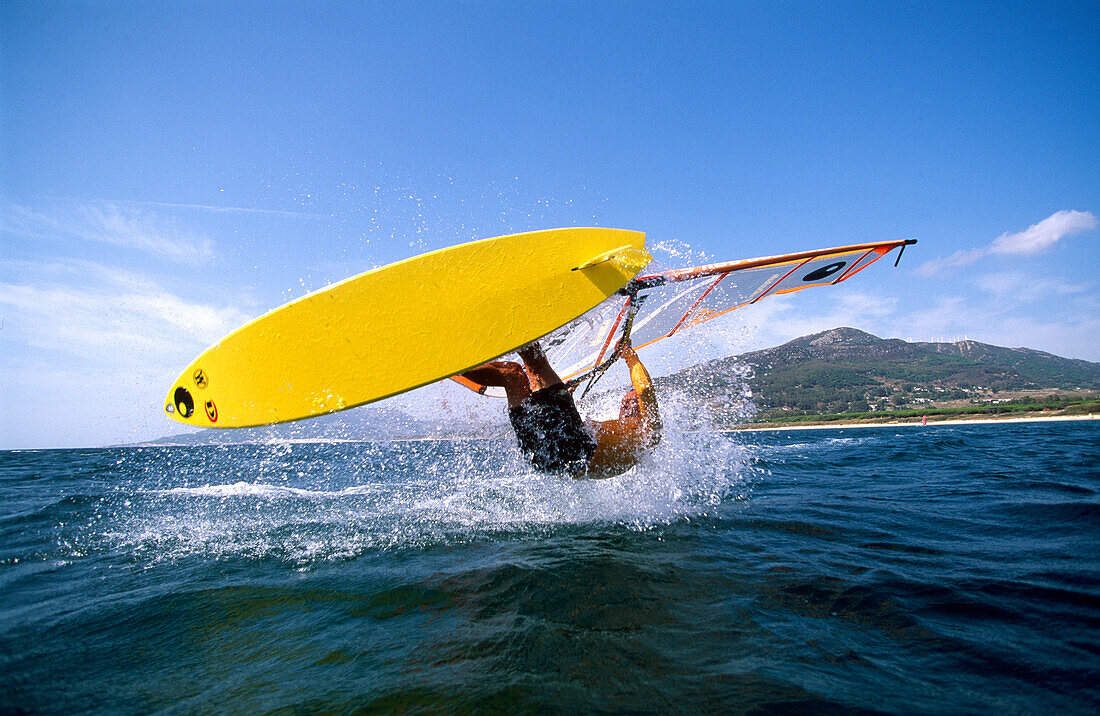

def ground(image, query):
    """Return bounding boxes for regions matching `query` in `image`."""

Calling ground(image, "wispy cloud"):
[113,199,323,219]
[0,201,215,264]
[974,271,1092,301]
[917,209,1097,276]
[0,259,249,367]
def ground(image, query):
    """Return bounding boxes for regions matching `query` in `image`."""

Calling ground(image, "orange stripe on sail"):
[668,273,729,337]
[593,300,630,368]
[832,246,893,284]
[831,248,878,283]
[749,258,812,305]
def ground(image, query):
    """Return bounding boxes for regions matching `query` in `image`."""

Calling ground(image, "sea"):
[2,420,1098,714]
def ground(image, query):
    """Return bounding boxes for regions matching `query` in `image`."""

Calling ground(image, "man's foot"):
[517,341,547,363]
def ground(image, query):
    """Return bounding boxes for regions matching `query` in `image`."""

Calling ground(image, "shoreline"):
[733,413,1097,432]
[27,413,1097,451]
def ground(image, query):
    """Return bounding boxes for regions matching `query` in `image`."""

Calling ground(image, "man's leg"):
[461,361,532,409]
[516,342,564,392]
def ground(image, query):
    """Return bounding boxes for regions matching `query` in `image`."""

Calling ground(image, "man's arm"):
[585,340,662,476]
[619,340,661,447]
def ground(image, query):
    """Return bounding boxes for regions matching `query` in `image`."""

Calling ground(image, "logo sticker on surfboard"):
[802,262,846,282]
[173,387,195,418]
[205,400,218,423]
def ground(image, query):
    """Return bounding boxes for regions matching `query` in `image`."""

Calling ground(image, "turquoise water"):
[2,422,1098,713]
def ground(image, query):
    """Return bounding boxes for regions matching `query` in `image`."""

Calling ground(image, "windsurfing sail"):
[452,238,916,398]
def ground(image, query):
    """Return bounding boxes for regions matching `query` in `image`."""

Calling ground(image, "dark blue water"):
[2,422,1098,713]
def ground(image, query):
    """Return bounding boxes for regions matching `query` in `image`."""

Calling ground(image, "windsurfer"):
[461,339,661,477]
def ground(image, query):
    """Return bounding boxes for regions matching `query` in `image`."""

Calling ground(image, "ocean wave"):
[159,482,321,499]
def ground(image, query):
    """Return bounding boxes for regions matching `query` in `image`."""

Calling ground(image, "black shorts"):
[508,384,596,474]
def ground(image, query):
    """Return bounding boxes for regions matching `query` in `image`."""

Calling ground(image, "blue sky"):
[2,1,1097,449]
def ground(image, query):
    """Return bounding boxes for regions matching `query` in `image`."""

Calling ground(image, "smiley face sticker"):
[204,399,218,423]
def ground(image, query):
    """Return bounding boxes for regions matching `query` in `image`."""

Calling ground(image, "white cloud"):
[989,210,1097,255]
[0,201,215,264]
[0,259,252,447]
[917,209,1097,276]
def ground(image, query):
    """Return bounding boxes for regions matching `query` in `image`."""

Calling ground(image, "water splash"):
[81,414,754,567]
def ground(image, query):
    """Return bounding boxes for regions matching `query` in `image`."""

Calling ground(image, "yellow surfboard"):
[164,228,649,428]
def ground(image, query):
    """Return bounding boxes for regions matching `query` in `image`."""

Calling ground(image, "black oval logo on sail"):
[174,386,195,418]
[802,261,846,282]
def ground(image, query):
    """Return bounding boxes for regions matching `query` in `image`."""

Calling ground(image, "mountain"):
[660,327,1100,418]
[139,400,507,446]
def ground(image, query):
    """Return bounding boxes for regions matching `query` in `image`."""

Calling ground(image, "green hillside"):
[660,328,1100,420]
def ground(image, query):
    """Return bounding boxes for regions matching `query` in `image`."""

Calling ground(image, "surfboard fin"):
[572,245,653,274]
